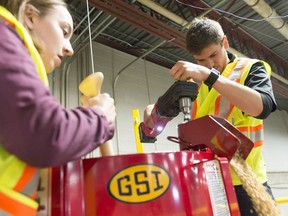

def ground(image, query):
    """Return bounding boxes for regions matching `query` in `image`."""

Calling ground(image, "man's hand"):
[170,61,210,82]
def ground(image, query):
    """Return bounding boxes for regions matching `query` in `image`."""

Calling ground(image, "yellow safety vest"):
[0,6,49,215]
[192,57,271,186]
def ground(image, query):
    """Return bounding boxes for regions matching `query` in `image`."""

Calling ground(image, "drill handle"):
[139,104,172,143]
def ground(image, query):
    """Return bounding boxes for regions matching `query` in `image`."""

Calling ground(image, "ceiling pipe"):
[242,0,288,40]
[135,0,288,84]
[136,0,188,27]
[136,0,226,29]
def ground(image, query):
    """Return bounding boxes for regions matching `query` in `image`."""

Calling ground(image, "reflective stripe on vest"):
[0,6,49,215]
[193,57,271,185]
[0,146,39,215]
[0,184,38,216]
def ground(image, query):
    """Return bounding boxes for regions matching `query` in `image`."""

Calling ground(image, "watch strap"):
[204,68,220,88]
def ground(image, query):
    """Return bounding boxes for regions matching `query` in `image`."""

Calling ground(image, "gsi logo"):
[108,164,171,203]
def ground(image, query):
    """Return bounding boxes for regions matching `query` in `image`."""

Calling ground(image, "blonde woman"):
[0,1,116,214]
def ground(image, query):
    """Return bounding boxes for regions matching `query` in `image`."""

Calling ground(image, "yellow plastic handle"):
[79,72,104,97]
[79,72,114,156]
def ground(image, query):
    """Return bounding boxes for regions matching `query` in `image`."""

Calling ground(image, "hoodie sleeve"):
[0,23,114,167]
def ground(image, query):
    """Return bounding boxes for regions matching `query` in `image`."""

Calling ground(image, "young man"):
[145,17,277,215]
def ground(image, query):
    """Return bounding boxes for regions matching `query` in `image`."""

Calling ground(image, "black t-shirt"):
[228,52,277,119]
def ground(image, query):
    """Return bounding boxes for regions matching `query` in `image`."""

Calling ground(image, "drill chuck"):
[179,97,192,122]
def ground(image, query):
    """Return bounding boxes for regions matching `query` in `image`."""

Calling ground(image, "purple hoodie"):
[0,21,114,167]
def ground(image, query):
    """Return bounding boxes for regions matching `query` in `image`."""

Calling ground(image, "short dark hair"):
[186,17,225,55]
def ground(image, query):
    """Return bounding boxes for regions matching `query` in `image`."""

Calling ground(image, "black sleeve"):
[244,62,277,119]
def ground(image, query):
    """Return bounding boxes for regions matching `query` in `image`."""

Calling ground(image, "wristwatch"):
[204,68,220,88]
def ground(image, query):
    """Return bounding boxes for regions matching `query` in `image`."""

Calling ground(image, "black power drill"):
[139,81,198,143]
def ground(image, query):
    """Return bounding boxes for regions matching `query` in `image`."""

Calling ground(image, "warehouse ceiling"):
[66,0,288,112]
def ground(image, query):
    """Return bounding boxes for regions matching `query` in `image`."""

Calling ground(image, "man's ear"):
[23,4,39,30]
[222,35,229,50]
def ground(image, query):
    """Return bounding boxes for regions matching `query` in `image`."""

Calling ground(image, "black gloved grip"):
[157,81,198,117]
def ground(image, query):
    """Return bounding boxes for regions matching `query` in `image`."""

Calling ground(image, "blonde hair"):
[0,0,24,18]
[0,0,67,21]
[0,0,69,53]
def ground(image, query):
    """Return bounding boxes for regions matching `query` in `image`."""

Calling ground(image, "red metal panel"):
[51,152,240,215]
[177,115,254,160]
[82,151,239,216]
[51,161,85,216]
[218,157,240,215]
[51,166,64,216]
[50,114,244,215]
